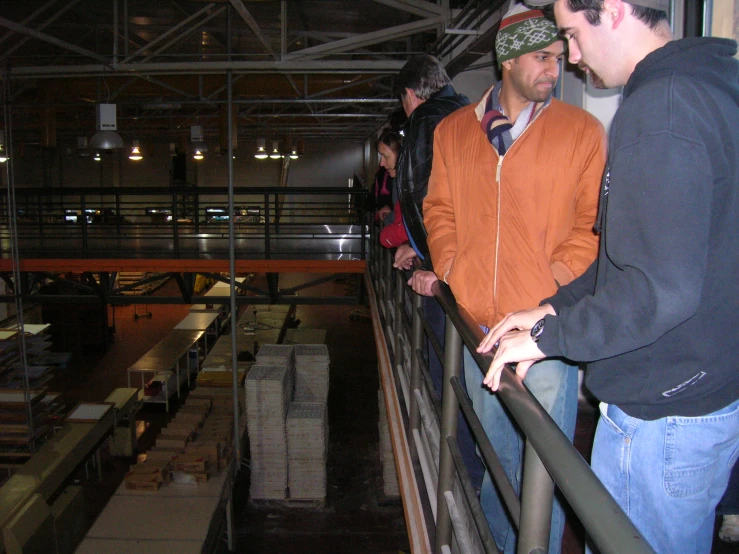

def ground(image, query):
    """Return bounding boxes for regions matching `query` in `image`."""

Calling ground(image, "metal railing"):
[368,222,654,554]
[0,185,369,260]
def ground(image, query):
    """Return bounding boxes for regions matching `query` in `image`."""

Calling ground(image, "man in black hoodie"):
[476,0,739,551]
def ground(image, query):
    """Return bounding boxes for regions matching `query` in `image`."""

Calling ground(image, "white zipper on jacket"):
[491,103,546,314]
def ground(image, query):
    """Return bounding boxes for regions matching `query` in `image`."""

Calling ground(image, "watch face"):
[531,319,545,340]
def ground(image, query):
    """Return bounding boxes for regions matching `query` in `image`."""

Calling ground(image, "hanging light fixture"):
[93,151,102,162]
[129,140,143,161]
[89,104,124,150]
[269,140,281,159]
[289,147,298,160]
[191,125,205,161]
[254,138,268,160]
[0,131,8,163]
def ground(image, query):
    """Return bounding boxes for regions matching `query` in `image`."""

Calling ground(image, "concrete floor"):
[47,276,737,554]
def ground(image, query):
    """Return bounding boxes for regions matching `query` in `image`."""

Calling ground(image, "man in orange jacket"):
[422,5,607,553]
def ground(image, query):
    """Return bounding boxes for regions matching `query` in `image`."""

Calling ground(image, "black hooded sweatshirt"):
[537,38,739,420]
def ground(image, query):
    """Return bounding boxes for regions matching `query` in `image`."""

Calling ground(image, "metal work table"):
[0,404,116,550]
[174,312,220,353]
[127,330,204,412]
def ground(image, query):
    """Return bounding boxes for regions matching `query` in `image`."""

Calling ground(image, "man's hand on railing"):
[477,305,555,391]
[408,270,437,296]
[393,243,417,270]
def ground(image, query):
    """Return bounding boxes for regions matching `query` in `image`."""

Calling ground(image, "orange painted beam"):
[0,258,366,274]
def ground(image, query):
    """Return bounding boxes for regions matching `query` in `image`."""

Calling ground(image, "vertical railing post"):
[393,269,404,363]
[115,192,121,236]
[517,442,554,554]
[357,202,367,306]
[36,194,43,237]
[384,247,393,314]
[409,293,423,432]
[359,197,366,261]
[435,315,463,554]
[172,193,180,257]
[81,194,88,257]
[264,193,271,259]
[194,191,200,234]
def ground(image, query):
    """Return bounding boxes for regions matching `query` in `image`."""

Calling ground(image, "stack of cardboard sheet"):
[378,388,400,497]
[245,362,293,499]
[293,344,329,403]
[286,401,328,500]
[255,344,295,392]
[0,389,51,464]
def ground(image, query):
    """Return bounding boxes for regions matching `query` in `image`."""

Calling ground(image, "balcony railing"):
[367,221,655,554]
[0,185,369,261]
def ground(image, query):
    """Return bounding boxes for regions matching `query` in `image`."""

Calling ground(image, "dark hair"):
[393,55,452,100]
[377,128,402,155]
[565,0,667,30]
[386,106,408,131]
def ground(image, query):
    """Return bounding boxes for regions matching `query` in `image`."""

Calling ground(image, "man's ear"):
[603,0,626,29]
[404,88,417,102]
[501,58,515,73]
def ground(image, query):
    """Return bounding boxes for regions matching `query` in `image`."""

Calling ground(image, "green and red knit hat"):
[495,4,559,67]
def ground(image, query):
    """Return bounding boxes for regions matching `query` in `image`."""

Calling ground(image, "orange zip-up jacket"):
[424,93,607,329]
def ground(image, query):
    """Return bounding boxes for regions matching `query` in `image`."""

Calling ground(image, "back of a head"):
[377,128,402,156]
[394,55,452,101]
[529,0,668,29]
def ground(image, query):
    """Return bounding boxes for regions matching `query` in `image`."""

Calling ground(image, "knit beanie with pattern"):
[495,4,559,67]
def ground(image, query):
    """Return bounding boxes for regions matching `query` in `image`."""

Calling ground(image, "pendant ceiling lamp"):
[89,104,123,150]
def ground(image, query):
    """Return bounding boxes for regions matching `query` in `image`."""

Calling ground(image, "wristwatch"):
[530,318,545,343]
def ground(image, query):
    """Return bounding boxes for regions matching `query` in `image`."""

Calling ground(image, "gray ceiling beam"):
[371,0,446,18]
[0,0,57,47]
[0,0,87,63]
[140,7,227,63]
[228,0,278,59]
[284,17,444,62]
[306,76,387,99]
[228,0,302,99]
[6,60,406,78]
[122,4,217,63]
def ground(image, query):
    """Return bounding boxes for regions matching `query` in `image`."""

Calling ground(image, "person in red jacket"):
[376,129,408,247]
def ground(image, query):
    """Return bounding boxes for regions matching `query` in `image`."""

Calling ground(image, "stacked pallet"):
[286,402,328,500]
[293,344,330,403]
[255,344,295,397]
[245,350,294,500]
[378,388,400,497]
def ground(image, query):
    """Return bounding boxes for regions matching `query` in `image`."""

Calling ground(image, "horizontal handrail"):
[431,280,654,554]
[1,185,370,197]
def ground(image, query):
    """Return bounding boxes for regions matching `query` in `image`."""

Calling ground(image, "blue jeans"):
[463,347,578,554]
[589,399,739,554]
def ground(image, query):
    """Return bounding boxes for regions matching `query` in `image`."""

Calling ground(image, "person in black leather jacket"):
[392,55,470,272]
[389,55,483,490]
